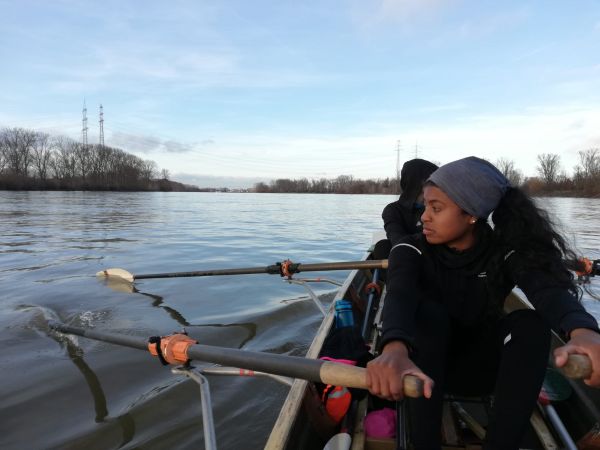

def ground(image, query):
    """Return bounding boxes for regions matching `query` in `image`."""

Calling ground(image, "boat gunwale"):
[264,249,372,449]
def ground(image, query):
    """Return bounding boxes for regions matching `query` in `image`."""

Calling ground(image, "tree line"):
[3,125,599,196]
[254,175,401,194]
[0,127,198,191]
[531,150,600,196]
[254,150,600,197]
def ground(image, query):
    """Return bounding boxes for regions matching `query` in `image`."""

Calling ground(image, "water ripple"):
[1,191,599,449]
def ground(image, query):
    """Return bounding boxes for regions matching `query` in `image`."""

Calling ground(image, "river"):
[1,191,599,449]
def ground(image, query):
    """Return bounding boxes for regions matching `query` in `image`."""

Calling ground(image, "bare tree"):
[254,181,269,193]
[0,127,36,176]
[89,145,111,185]
[140,159,158,181]
[536,153,561,186]
[576,148,600,179]
[573,148,600,194]
[52,136,78,180]
[332,175,354,193]
[0,130,7,173]
[76,143,92,180]
[495,157,523,186]
[31,132,54,180]
[160,168,170,180]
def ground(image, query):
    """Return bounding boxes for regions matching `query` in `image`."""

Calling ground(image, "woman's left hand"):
[554,328,600,387]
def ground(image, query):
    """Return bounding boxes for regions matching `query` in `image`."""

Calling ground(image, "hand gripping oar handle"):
[558,353,593,379]
[48,322,421,397]
[96,259,389,283]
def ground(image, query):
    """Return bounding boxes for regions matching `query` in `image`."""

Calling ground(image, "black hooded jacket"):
[380,228,600,353]
[382,159,438,245]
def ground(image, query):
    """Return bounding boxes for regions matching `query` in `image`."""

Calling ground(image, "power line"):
[395,140,401,183]
[99,104,104,147]
[81,99,88,146]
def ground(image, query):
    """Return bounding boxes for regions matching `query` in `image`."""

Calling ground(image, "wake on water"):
[16,304,111,353]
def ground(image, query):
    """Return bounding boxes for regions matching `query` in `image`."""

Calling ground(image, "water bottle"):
[334,299,354,328]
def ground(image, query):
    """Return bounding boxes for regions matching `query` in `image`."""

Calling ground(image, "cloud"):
[40,41,332,95]
[455,8,529,39]
[0,113,81,136]
[110,132,163,153]
[163,140,196,154]
[9,2,332,96]
[417,103,467,113]
[150,104,600,180]
[110,131,212,154]
[92,45,238,81]
[350,0,455,29]
[173,173,269,189]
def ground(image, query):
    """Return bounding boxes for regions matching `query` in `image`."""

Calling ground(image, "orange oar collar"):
[148,333,198,365]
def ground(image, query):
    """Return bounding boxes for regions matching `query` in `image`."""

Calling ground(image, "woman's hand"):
[554,328,600,387]
[366,340,434,401]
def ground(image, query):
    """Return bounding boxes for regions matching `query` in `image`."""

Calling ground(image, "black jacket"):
[382,159,438,246]
[382,200,424,246]
[380,230,600,352]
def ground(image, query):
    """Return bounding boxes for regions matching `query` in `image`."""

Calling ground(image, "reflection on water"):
[1,192,599,449]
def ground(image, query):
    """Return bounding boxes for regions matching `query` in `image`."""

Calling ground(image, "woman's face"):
[421,185,476,251]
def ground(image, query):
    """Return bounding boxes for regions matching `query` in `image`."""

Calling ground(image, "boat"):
[58,239,600,449]
[265,238,600,450]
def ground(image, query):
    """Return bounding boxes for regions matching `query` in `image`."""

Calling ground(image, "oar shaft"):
[48,322,418,396]
[98,260,389,282]
[544,404,578,450]
[52,322,149,351]
[135,266,272,280]
[134,260,387,280]
[295,260,388,273]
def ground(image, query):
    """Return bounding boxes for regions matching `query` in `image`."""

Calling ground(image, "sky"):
[1,0,599,188]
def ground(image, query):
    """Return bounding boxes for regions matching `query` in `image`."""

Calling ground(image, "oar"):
[566,257,600,276]
[98,256,597,284]
[539,368,578,450]
[48,322,422,397]
[323,433,351,450]
[556,353,593,379]
[325,264,383,450]
[96,259,388,283]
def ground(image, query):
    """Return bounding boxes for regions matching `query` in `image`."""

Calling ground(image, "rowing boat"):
[266,242,379,449]
[55,239,599,449]
[266,240,600,450]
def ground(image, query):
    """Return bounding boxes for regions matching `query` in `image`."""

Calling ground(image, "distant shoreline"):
[2,186,600,198]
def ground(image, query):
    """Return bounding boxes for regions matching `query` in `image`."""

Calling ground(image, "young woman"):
[366,157,600,449]
[382,158,438,246]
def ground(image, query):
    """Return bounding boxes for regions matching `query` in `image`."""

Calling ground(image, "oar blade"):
[96,268,134,283]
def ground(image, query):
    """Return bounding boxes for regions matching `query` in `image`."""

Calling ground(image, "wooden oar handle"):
[319,361,423,398]
[51,321,424,396]
[560,354,593,379]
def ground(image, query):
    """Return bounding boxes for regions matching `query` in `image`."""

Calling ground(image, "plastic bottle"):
[334,299,354,328]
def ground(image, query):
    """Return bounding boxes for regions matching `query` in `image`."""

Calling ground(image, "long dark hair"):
[490,187,579,295]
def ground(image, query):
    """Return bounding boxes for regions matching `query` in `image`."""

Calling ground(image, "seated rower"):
[382,158,438,246]
[367,156,600,450]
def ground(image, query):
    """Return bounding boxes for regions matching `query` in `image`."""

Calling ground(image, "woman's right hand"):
[366,340,434,401]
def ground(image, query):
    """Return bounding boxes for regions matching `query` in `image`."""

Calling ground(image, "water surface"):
[0,192,598,449]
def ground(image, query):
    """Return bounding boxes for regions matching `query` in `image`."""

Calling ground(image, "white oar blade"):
[96,268,134,283]
[323,433,351,450]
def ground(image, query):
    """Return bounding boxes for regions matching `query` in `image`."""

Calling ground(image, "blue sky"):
[1,1,599,187]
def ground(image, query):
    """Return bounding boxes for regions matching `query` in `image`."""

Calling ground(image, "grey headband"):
[427,156,510,218]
